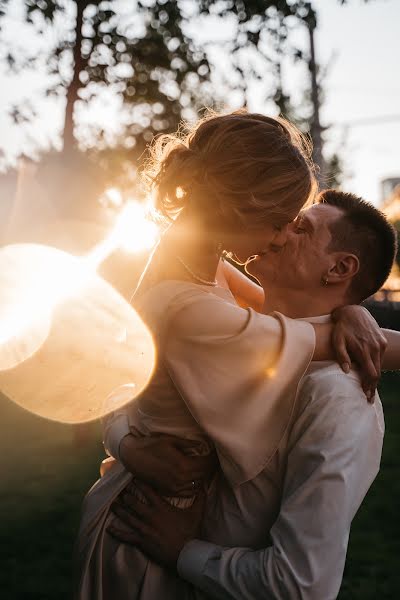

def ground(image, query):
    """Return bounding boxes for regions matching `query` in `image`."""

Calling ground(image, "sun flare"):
[109,201,160,255]
[0,198,160,423]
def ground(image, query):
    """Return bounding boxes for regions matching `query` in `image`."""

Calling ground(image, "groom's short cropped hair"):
[318,189,397,302]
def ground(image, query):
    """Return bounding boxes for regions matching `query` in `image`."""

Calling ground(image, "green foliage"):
[324,145,350,189]
[199,1,377,188]
[338,372,400,599]
[197,1,347,185]
[198,1,316,110]
[0,0,210,153]
[0,0,375,182]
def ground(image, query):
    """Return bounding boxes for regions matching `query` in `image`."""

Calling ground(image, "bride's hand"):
[331,305,387,401]
[119,433,217,497]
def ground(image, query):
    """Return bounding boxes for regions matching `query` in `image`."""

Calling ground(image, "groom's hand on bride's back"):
[119,433,217,497]
[109,480,205,569]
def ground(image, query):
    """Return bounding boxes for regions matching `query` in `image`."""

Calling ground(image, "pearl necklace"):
[176,255,218,286]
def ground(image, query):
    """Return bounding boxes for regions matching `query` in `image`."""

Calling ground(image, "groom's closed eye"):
[294,216,314,235]
[294,219,307,233]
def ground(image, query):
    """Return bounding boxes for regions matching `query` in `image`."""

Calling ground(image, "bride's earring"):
[321,276,329,286]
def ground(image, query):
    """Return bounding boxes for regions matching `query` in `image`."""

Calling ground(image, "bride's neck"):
[133,210,221,297]
[163,210,220,275]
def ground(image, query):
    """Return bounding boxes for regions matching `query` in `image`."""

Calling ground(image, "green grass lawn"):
[339,372,400,599]
[0,398,104,600]
[0,373,399,599]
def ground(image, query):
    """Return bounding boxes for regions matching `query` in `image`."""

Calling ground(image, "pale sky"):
[0,0,399,206]
[310,0,400,205]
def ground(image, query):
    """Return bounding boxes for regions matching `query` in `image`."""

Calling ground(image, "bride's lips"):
[247,251,267,262]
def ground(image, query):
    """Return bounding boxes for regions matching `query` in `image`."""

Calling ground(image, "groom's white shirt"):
[177,315,384,600]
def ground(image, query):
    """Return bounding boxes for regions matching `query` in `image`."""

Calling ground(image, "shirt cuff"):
[177,539,221,587]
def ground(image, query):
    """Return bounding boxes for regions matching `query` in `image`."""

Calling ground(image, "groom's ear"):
[328,252,360,283]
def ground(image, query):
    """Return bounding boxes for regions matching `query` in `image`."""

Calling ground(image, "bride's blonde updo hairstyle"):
[144,110,316,230]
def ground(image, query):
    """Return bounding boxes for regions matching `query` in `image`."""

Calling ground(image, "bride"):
[75,110,387,599]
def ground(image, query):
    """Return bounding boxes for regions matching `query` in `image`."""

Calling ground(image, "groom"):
[111,190,395,598]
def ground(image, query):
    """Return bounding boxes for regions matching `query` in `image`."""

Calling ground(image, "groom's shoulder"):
[287,362,384,493]
[301,361,363,394]
[297,361,383,416]
[288,362,384,456]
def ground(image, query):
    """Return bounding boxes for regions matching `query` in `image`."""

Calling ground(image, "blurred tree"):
[0,0,377,188]
[199,0,373,188]
[383,186,400,269]
[394,221,400,270]
[199,1,316,113]
[0,0,209,154]
[197,1,329,184]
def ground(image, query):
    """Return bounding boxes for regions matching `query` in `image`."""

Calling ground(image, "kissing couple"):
[76,110,399,599]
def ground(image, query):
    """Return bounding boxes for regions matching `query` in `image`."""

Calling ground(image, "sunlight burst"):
[109,201,159,254]
[0,198,160,422]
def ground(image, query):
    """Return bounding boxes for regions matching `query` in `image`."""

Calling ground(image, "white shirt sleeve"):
[102,384,137,459]
[178,370,384,600]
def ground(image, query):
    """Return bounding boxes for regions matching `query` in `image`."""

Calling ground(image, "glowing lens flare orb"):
[0,244,156,423]
[113,202,160,254]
